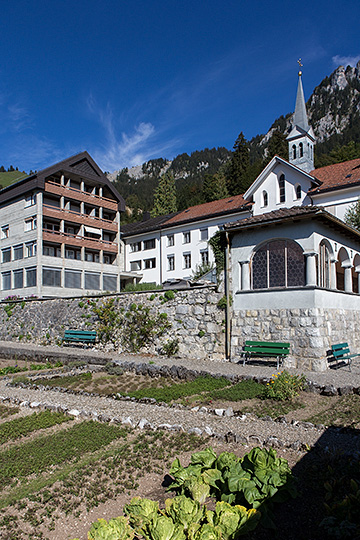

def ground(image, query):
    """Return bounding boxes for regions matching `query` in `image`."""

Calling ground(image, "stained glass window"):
[252,240,305,289]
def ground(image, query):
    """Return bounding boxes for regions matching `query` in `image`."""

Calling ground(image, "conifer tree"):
[151,171,177,217]
[345,199,360,231]
[266,129,288,162]
[226,132,251,195]
[202,172,229,202]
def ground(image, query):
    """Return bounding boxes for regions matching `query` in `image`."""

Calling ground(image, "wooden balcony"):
[42,230,119,253]
[43,205,118,232]
[45,180,118,211]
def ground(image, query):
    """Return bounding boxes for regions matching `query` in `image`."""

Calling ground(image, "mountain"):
[110,62,360,215]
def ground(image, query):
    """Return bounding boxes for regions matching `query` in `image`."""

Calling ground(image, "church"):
[123,68,360,370]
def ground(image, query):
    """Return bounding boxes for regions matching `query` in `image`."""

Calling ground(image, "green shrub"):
[262,370,306,401]
[161,338,179,357]
[123,282,162,292]
[163,290,175,301]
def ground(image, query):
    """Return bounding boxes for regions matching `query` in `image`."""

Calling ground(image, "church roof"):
[224,204,360,241]
[310,158,360,194]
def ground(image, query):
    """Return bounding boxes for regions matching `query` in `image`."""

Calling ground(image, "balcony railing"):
[42,229,119,253]
[43,205,118,231]
[45,180,118,210]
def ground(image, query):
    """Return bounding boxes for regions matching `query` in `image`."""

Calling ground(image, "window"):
[201,250,209,266]
[2,272,11,290]
[13,269,23,289]
[65,270,81,289]
[130,241,141,252]
[183,231,191,244]
[130,260,141,271]
[25,242,36,257]
[167,235,174,247]
[295,184,301,200]
[183,253,191,269]
[43,268,61,287]
[292,145,296,159]
[84,272,100,290]
[262,191,268,207]
[318,241,331,288]
[144,258,156,269]
[13,245,23,260]
[44,222,60,232]
[43,245,61,257]
[2,248,11,263]
[143,238,155,250]
[85,251,100,263]
[168,255,175,271]
[278,174,285,203]
[25,193,36,207]
[26,267,37,287]
[103,274,117,291]
[1,225,9,239]
[252,240,305,289]
[103,253,116,264]
[299,142,303,157]
[64,226,75,235]
[200,228,208,241]
[25,217,37,231]
[65,248,81,260]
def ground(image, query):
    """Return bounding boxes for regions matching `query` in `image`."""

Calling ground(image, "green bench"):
[63,330,97,346]
[330,342,359,371]
[242,340,290,370]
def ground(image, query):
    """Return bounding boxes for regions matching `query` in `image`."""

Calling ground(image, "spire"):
[286,60,315,173]
[293,70,310,131]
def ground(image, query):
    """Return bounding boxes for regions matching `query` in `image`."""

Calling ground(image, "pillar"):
[240,260,250,291]
[343,264,353,293]
[330,258,337,289]
[305,252,317,286]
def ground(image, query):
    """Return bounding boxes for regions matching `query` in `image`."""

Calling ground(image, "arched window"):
[318,241,331,288]
[262,190,268,207]
[292,145,296,159]
[295,184,301,200]
[278,174,285,203]
[252,239,305,289]
[299,142,303,157]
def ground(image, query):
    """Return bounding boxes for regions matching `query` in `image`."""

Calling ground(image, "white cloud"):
[87,94,180,172]
[332,54,360,68]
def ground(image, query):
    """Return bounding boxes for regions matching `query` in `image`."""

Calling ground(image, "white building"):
[0,152,136,299]
[122,70,360,290]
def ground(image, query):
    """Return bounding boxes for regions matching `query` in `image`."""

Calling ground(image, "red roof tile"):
[310,158,360,193]
[165,194,251,226]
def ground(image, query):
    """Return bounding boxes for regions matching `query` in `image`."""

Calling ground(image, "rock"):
[264,436,283,448]
[289,440,303,451]
[168,424,184,432]
[225,431,237,443]
[30,401,41,408]
[20,401,30,407]
[321,385,338,396]
[338,386,353,396]
[188,427,202,436]
[300,421,315,429]
[138,418,153,429]
[203,426,213,436]
[248,435,262,445]
[121,416,134,427]
[224,407,234,417]
[198,407,208,414]
[157,423,173,431]
[214,408,225,417]
[68,409,81,416]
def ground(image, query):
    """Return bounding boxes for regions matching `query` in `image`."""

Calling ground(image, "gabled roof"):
[244,155,316,200]
[224,205,360,242]
[310,158,360,194]
[0,151,125,211]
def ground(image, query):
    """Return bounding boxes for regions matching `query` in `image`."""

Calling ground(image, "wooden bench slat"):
[63,330,97,346]
[242,340,290,370]
[329,342,359,371]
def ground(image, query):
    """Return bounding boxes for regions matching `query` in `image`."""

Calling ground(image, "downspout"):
[159,232,163,286]
[225,231,231,360]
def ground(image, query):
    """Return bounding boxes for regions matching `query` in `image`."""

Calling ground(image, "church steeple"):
[287,61,315,173]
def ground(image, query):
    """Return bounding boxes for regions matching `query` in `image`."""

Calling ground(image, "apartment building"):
[0,152,134,299]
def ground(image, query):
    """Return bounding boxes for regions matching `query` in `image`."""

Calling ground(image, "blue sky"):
[1,0,360,174]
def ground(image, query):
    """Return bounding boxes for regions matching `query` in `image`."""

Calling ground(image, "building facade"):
[0,152,135,299]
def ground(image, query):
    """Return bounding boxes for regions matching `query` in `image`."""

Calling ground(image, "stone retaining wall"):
[1,289,360,371]
[0,287,226,360]
[231,307,360,371]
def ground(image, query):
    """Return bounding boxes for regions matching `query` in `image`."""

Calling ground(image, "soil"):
[1,359,359,539]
